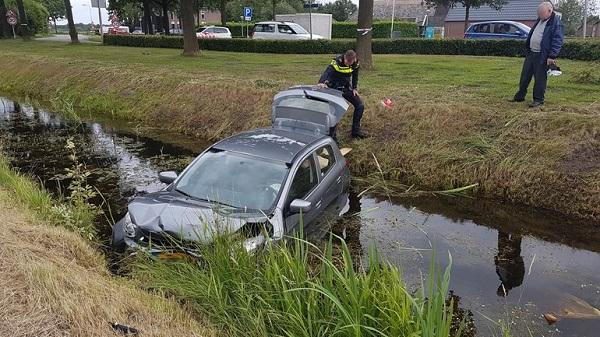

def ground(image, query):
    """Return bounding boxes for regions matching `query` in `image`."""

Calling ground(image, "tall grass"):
[131,230,460,337]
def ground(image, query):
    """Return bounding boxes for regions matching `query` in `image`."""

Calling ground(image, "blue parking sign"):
[244,7,252,21]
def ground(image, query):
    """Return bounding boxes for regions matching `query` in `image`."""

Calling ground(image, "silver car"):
[251,21,324,40]
[111,86,350,256]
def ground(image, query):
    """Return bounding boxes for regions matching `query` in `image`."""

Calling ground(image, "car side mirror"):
[158,171,178,184]
[290,199,312,214]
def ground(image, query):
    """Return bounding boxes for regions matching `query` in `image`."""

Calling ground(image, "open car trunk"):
[272,86,349,137]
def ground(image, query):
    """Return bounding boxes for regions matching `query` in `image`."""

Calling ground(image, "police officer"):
[317,50,368,139]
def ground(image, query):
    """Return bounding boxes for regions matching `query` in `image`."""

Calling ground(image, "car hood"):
[128,191,264,243]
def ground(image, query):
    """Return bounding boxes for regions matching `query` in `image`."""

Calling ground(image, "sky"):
[57,0,110,25]
[61,0,600,25]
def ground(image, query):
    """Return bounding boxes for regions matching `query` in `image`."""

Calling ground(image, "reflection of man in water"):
[494,231,525,297]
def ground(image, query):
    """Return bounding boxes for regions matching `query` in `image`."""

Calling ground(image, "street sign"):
[91,0,106,8]
[110,14,120,27]
[7,16,16,26]
[6,10,17,38]
[243,7,252,21]
[303,3,320,8]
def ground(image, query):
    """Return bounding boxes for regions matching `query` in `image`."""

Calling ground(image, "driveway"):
[36,34,91,43]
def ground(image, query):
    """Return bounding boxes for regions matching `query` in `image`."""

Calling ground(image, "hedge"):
[214,21,419,38]
[103,35,600,61]
[332,21,419,39]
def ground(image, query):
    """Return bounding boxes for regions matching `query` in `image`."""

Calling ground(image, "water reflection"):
[495,231,525,297]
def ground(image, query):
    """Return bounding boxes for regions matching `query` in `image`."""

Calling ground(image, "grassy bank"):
[0,155,217,336]
[0,40,599,220]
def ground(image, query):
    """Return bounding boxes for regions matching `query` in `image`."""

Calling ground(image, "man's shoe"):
[528,101,544,108]
[351,131,369,139]
[508,98,525,102]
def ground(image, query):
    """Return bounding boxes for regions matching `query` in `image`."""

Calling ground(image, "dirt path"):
[0,189,216,337]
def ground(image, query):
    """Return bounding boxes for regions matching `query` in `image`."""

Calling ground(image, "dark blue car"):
[464,21,531,40]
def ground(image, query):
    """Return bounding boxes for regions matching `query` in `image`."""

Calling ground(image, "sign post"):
[243,7,252,38]
[6,10,17,38]
[302,2,319,40]
[91,0,106,41]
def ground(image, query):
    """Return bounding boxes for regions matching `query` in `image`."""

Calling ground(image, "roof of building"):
[445,0,542,22]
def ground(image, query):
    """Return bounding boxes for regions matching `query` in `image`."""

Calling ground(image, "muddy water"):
[1,97,599,336]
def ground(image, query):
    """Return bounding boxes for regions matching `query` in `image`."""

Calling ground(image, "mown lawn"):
[0,39,598,220]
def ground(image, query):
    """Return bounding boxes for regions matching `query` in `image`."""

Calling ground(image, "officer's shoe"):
[351,130,369,139]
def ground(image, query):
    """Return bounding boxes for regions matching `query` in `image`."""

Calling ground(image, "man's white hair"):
[538,1,554,11]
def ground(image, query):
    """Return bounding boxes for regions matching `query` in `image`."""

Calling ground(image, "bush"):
[332,21,419,39]
[103,35,600,61]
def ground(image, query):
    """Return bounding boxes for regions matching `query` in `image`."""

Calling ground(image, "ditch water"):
[1,97,599,337]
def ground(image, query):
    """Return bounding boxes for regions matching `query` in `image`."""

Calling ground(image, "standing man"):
[317,50,368,139]
[510,2,564,108]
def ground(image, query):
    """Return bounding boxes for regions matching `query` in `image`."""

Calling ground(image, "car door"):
[315,143,343,210]
[283,153,322,234]
[276,24,296,40]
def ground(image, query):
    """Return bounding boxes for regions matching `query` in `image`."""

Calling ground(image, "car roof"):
[471,20,525,26]
[212,128,326,164]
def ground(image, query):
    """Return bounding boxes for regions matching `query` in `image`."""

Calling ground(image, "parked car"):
[464,21,530,39]
[197,26,232,39]
[251,21,324,40]
[131,29,144,35]
[169,28,183,35]
[111,86,351,257]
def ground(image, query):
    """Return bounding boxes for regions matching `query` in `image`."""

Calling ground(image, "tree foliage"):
[42,0,64,21]
[556,0,584,35]
[6,0,49,34]
[318,0,357,22]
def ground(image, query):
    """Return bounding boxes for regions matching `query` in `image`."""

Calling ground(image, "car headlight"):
[123,212,137,238]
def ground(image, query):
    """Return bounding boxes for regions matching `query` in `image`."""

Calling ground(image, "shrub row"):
[103,35,600,61]
[219,21,419,38]
[332,21,419,38]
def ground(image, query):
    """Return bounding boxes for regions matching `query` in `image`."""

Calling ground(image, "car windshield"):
[175,150,288,212]
[290,23,308,34]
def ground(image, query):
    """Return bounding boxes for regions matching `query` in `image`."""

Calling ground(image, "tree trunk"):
[463,5,470,35]
[63,0,79,43]
[15,0,30,40]
[219,0,226,26]
[181,0,199,56]
[143,0,153,34]
[53,17,58,33]
[356,0,373,69]
[0,0,11,38]
[272,0,276,20]
[162,0,169,35]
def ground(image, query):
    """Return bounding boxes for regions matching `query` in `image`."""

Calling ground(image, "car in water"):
[464,21,531,40]
[196,26,232,39]
[251,21,324,40]
[111,86,351,256]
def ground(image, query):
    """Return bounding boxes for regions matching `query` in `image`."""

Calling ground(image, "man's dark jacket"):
[525,12,564,64]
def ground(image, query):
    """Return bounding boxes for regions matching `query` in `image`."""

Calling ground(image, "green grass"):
[131,230,461,337]
[0,40,598,220]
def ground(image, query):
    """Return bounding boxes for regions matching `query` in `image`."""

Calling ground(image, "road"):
[36,34,92,43]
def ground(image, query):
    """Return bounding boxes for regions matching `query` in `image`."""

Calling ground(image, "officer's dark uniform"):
[318,55,365,138]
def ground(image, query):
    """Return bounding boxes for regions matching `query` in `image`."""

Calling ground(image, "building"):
[350,0,428,23]
[167,9,221,30]
[445,0,543,38]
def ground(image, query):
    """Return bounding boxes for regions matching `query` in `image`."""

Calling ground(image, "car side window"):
[288,156,318,202]
[475,24,490,33]
[203,28,214,33]
[256,24,275,33]
[216,28,228,34]
[278,24,295,34]
[316,145,336,176]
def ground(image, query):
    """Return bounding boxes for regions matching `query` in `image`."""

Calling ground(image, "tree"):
[181,0,199,55]
[355,0,373,69]
[556,0,583,35]
[63,0,78,43]
[1,0,11,38]
[319,0,357,22]
[43,0,65,33]
[15,0,30,40]
[425,0,507,33]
